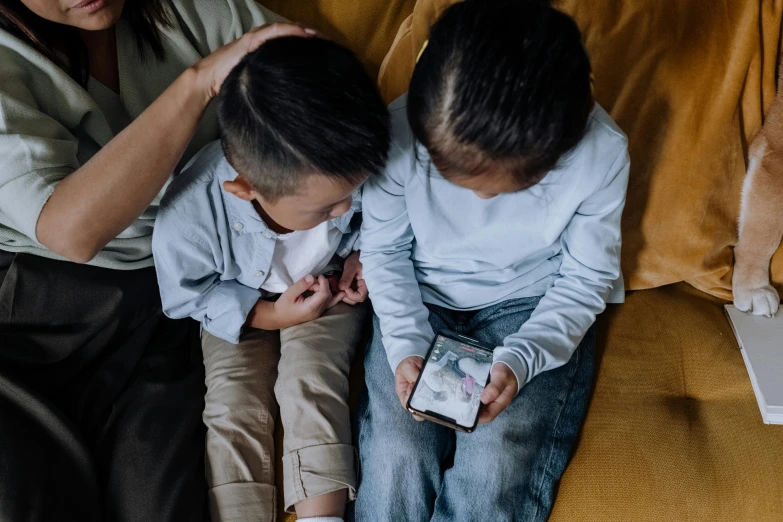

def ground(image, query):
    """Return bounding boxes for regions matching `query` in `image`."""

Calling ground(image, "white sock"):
[296,518,343,522]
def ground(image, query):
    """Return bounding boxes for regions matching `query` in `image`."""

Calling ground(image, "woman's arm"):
[36,23,312,263]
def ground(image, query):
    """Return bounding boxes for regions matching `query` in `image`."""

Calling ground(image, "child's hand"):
[325,273,345,306]
[338,251,368,305]
[478,364,518,424]
[272,274,332,328]
[395,356,425,420]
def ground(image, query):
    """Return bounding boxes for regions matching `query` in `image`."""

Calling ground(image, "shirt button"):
[262,231,273,239]
[233,222,244,231]
[253,270,265,278]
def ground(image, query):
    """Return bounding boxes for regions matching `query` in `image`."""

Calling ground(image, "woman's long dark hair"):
[0,0,171,85]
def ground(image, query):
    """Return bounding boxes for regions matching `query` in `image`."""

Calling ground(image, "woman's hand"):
[478,363,518,424]
[192,23,315,101]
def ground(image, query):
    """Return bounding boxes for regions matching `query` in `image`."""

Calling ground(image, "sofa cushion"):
[552,283,783,521]
[276,289,783,522]
[378,0,783,299]
[262,0,415,76]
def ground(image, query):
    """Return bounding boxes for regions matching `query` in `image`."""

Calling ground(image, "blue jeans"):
[348,297,596,522]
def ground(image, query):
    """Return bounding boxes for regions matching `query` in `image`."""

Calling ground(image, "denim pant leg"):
[431,297,597,522]
[349,312,455,522]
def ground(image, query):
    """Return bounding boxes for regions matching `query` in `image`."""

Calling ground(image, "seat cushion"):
[378,0,783,299]
[262,0,415,76]
[552,283,783,521]
[275,285,783,521]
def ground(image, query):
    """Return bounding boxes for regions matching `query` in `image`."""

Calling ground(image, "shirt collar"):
[216,156,276,237]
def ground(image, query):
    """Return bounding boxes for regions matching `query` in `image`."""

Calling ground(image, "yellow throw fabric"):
[378,0,783,299]
[262,0,415,76]
[552,283,783,521]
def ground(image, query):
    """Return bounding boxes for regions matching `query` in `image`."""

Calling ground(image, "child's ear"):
[223,177,258,201]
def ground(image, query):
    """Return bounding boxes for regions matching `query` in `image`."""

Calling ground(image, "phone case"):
[406,330,495,433]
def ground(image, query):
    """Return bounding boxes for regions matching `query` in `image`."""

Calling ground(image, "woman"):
[0,1,311,520]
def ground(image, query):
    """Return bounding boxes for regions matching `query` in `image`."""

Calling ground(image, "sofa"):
[263,0,783,520]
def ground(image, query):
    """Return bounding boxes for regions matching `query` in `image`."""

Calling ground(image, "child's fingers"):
[494,383,516,410]
[327,291,346,308]
[478,383,516,424]
[339,251,363,290]
[338,267,357,291]
[355,279,368,300]
[401,359,423,382]
[316,275,331,296]
[395,359,423,409]
[306,275,328,295]
[302,276,331,309]
[347,279,368,301]
[286,274,315,300]
[326,275,341,294]
[342,280,368,305]
[477,401,505,424]
[400,368,424,417]
[342,285,362,303]
[481,382,502,405]
[403,382,425,421]
[395,381,410,409]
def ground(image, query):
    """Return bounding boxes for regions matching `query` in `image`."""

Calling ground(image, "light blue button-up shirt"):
[152,141,360,344]
[360,96,630,393]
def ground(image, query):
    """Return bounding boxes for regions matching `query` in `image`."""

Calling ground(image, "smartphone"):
[406,331,494,433]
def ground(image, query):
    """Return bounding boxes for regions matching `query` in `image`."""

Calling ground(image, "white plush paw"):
[734,285,781,317]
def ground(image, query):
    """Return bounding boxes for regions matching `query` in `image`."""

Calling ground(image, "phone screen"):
[409,334,493,430]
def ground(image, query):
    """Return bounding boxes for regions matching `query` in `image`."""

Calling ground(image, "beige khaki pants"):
[201,302,366,522]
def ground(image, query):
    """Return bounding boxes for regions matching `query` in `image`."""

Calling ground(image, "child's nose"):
[330,197,353,218]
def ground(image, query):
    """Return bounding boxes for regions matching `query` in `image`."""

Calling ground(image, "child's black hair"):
[217,37,390,201]
[408,0,593,187]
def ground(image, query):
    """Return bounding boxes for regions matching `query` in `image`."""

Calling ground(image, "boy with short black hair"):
[152,36,390,522]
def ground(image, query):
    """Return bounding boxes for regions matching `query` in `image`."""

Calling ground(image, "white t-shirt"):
[261,221,344,294]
